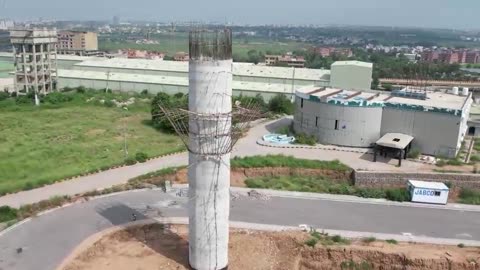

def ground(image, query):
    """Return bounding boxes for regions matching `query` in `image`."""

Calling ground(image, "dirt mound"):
[62,224,480,270]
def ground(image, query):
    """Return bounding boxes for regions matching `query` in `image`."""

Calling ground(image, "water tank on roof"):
[462,87,469,96]
[451,87,459,95]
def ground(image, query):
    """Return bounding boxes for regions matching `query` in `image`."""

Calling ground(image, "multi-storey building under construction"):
[10,28,58,95]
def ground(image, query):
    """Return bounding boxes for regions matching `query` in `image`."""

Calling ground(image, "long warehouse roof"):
[58,69,303,94]
[73,58,331,81]
[0,51,331,81]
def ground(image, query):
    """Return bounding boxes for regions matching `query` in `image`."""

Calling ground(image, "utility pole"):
[123,106,128,159]
[105,71,111,92]
[291,67,296,102]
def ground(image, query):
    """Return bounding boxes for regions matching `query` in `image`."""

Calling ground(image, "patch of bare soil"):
[172,167,351,187]
[85,129,106,136]
[62,224,480,270]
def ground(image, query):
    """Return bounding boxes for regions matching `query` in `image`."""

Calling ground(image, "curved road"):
[1,188,480,270]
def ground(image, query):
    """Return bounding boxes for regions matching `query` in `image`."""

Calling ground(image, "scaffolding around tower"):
[157,100,263,157]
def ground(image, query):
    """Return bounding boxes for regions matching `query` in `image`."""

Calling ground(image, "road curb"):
[256,138,373,154]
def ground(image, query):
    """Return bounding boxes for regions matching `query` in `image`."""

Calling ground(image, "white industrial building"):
[0,52,374,100]
[294,86,472,158]
[330,61,373,91]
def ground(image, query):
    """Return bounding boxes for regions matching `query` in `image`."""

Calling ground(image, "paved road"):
[0,118,432,208]
[0,188,479,270]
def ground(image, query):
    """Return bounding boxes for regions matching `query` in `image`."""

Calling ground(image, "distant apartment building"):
[312,47,353,58]
[57,31,100,56]
[265,53,306,68]
[126,49,164,60]
[421,49,479,64]
[174,52,189,61]
[466,52,480,64]
[264,55,279,66]
[439,51,460,64]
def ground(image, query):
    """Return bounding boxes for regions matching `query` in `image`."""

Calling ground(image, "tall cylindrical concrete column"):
[188,30,232,270]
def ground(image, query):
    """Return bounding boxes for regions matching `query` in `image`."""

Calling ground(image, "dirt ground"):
[62,224,480,270]
[172,167,351,188]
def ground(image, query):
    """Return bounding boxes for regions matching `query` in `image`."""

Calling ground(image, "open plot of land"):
[62,224,480,270]
[0,94,183,195]
[99,33,308,58]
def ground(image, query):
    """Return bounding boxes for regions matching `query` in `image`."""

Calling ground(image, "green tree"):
[382,83,393,91]
[151,92,187,133]
[371,77,379,90]
[268,94,294,115]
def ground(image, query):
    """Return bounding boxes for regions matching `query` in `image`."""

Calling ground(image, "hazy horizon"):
[1,0,480,30]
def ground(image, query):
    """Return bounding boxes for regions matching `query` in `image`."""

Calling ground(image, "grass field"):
[0,91,184,195]
[231,155,351,171]
[245,175,411,202]
[99,33,309,58]
[459,189,480,205]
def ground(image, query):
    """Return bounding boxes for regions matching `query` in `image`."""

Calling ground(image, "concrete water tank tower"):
[462,87,469,96]
[157,29,261,270]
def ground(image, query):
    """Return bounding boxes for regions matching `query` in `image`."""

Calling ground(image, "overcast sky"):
[2,0,479,30]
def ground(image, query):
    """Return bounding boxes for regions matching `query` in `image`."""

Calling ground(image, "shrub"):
[386,239,398,244]
[173,92,184,99]
[407,148,421,159]
[294,132,317,146]
[331,235,350,244]
[0,206,18,223]
[385,188,411,202]
[436,159,446,167]
[135,152,148,163]
[76,86,86,93]
[0,91,10,101]
[268,94,294,115]
[362,237,376,243]
[382,83,393,91]
[104,100,115,107]
[459,188,480,205]
[446,159,463,166]
[458,243,465,248]
[16,93,34,104]
[310,230,323,239]
[355,188,386,199]
[151,92,188,133]
[234,94,267,112]
[43,92,73,104]
[305,238,318,247]
[125,158,137,166]
[141,89,149,96]
[23,182,34,191]
[470,155,480,162]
